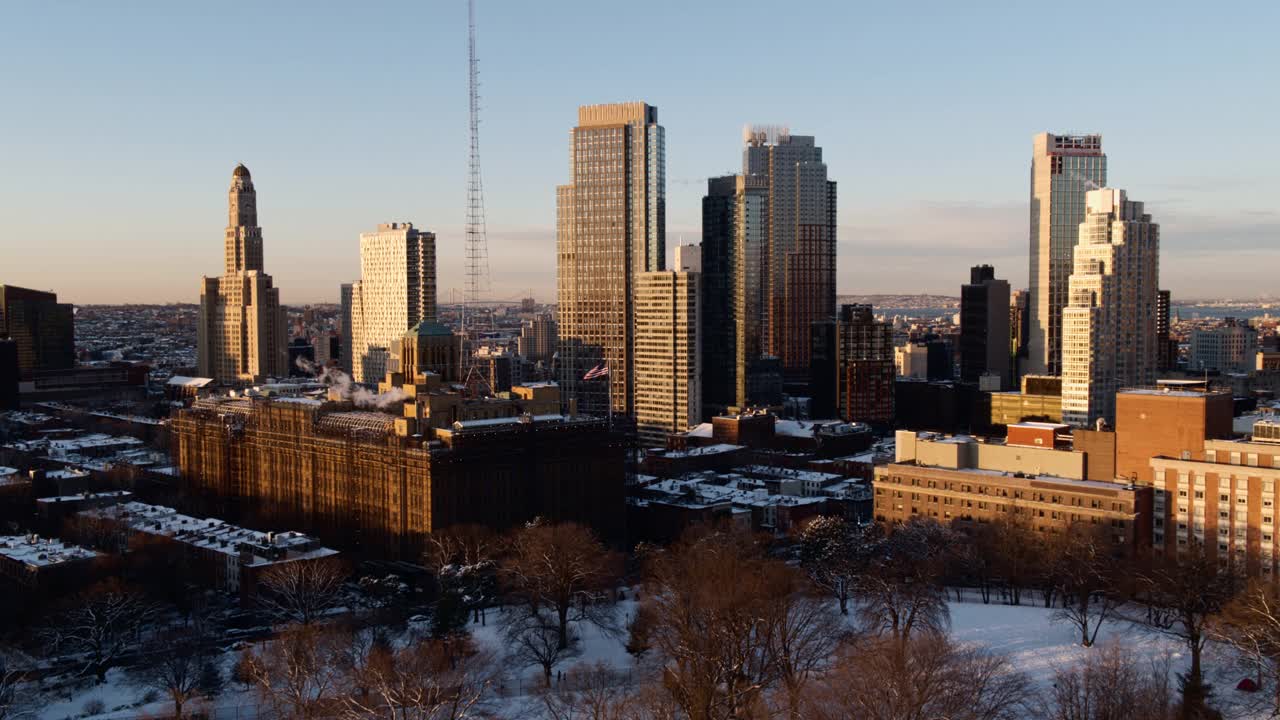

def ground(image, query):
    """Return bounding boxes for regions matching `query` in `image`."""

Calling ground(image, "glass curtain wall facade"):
[557,102,665,418]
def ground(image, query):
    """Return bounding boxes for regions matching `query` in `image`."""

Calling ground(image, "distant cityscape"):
[4,4,1280,719]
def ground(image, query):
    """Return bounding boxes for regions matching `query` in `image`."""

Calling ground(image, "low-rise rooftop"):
[0,535,100,568]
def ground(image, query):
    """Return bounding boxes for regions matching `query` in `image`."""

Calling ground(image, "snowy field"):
[27,595,1270,719]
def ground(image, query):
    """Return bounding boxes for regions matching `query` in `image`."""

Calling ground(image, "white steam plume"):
[295,357,409,410]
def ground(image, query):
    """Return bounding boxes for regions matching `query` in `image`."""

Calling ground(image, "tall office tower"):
[1155,289,1179,371]
[1027,133,1106,377]
[701,174,769,416]
[556,102,665,417]
[960,265,1011,388]
[674,243,701,273]
[348,222,437,383]
[837,304,894,424]
[1010,289,1030,376]
[0,285,74,376]
[339,283,354,375]
[1061,189,1159,427]
[743,127,837,390]
[633,271,700,447]
[197,165,287,383]
[518,314,558,364]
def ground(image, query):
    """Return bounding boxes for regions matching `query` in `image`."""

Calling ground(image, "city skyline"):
[3,1,1279,304]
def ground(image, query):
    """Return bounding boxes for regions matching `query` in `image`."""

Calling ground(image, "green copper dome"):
[407,321,453,338]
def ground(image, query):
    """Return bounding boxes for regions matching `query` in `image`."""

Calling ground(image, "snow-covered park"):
[22,593,1272,720]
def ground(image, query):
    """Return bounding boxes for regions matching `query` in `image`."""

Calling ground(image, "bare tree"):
[852,518,955,644]
[244,625,349,719]
[128,627,219,719]
[45,578,156,682]
[341,635,493,720]
[255,556,348,626]
[500,521,619,650]
[803,631,1033,720]
[0,658,34,720]
[992,510,1042,606]
[1041,640,1174,720]
[796,515,861,615]
[640,528,788,720]
[1051,524,1121,647]
[424,525,500,625]
[540,662,635,720]
[1131,539,1239,714]
[1210,579,1280,714]
[505,608,581,688]
[765,580,841,719]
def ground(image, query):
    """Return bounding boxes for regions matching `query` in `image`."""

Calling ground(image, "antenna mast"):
[461,0,493,397]
[464,0,490,327]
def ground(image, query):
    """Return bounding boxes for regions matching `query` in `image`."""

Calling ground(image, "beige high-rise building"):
[557,102,665,417]
[518,314,558,365]
[634,271,700,447]
[1027,133,1106,377]
[349,222,437,383]
[1061,189,1159,427]
[197,164,287,383]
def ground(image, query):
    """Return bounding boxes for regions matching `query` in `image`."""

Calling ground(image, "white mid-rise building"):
[1061,188,1159,427]
[349,223,437,383]
[895,343,928,379]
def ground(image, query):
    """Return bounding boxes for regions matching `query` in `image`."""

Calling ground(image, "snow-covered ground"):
[26,595,1273,719]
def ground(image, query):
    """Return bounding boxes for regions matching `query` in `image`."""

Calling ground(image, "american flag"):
[583,363,610,380]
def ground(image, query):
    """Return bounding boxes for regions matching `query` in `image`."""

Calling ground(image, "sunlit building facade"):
[1027,133,1106,377]
[556,102,665,417]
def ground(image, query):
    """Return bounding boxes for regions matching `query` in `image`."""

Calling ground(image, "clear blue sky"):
[2,0,1277,304]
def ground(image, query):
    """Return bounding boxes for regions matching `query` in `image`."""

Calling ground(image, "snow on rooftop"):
[656,443,743,458]
[688,423,713,438]
[81,501,337,566]
[881,462,1135,491]
[48,434,144,452]
[740,464,842,483]
[46,468,92,480]
[270,396,325,405]
[773,419,816,438]
[1011,421,1069,430]
[166,376,214,387]
[37,490,132,504]
[0,535,100,568]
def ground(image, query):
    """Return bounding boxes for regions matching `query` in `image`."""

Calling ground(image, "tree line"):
[13,513,1280,719]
